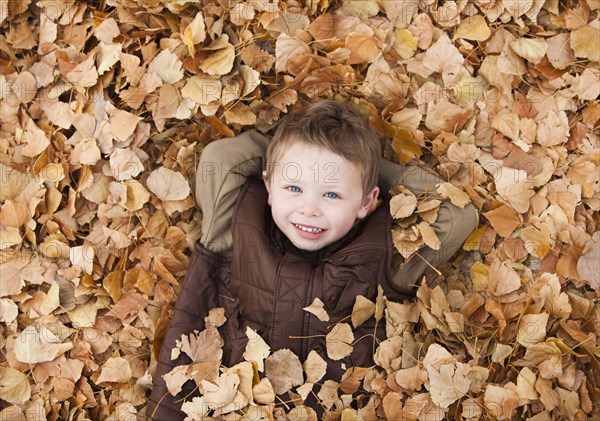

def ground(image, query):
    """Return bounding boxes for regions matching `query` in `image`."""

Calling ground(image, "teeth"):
[294,224,323,233]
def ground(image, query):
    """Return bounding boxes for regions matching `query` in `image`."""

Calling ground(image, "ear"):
[357,186,380,219]
[262,170,272,205]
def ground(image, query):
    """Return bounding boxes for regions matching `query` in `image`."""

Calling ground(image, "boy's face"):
[263,143,379,251]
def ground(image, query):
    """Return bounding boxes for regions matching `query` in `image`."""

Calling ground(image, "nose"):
[298,195,322,216]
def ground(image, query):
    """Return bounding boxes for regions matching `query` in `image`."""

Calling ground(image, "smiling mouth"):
[293,223,325,233]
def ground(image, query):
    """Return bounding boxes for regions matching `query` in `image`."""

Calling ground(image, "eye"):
[324,192,339,199]
[287,186,301,193]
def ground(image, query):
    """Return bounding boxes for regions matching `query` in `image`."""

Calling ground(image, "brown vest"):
[148,177,401,420]
[220,177,400,372]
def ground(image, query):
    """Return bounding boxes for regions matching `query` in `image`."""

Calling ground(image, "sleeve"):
[194,131,271,253]
[378,159,478,296]
[146,243,230,420]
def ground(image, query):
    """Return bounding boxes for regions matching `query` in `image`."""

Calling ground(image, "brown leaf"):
[304,350,327,383]
[265,349,304,395]
[0,367,31,404]
[243,326,270,372]
[326,323,354,361]
[146,167,190,201]
[488,261,521,296]
[303,297,330,321]
[351,295,376,328]
[483,205,521,238]
[390,188,417,219]
[96,356,132,384]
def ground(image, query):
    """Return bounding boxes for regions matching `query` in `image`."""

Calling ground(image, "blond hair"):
[264,101,381,194]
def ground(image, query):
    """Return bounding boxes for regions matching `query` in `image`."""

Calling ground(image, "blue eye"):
[288,186,301,193]
[325,192,339,199]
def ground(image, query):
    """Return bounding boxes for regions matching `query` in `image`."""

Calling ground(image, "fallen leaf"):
[517,313,549,347]
[146,167,190,201]
[148,50,184,84]
[390,189,417,219]
[244,327,270,372]
[0,367,31,404]
[303,297,330,321]
[265,349,303,394]
[436,183,470,209]
[483,205,521,238]
[455,15,490,41]
[351,295,376,328]
[14,325,73,364]
[304,350,327,383]
[326,323,354,361]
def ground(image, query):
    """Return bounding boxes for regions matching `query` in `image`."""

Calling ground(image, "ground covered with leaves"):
[0,0,599,419]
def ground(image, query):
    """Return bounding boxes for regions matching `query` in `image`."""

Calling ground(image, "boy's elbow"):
[447,201,479,245]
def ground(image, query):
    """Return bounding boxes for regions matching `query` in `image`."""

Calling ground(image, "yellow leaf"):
[351,295,375,328]
[200,44,235,76]
[455,15,491,41]
[181,75,222,105]
[393,28,417,59]
[224,103,257,126]
[470,262,489,292]
[510,38,548,64]
[181,12,206,56]
[391,128,422,163]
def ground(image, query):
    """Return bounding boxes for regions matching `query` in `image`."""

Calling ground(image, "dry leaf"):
[265,349,304,394]
[517,313,549,347]
[244,327,270,372]
[14,325,73,364]
[326,323,354,361]
[200,44,235,76]
[483,205,521,238]
[303,297,330,321]
[455,15,490,41]
[436,183,470,209]
[488,261,521,296]
[148,50,183,84]
[146,167,190,201]
[0,367,31,404]
[351,295,376,328]
[390,189,417,219]
[493,168,534,214]
[96,356,132,384]
[304,350,327,383]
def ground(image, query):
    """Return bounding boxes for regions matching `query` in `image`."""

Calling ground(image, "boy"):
[147,101,477,419]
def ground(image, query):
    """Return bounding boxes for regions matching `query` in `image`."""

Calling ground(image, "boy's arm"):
[194,131,271,253]
[378,159,478,296]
